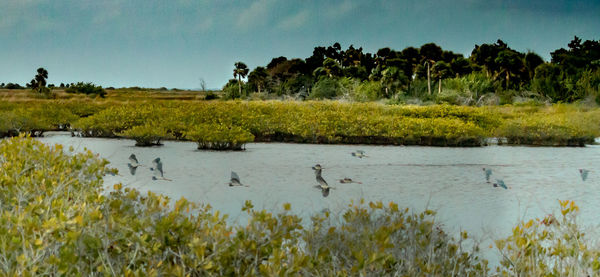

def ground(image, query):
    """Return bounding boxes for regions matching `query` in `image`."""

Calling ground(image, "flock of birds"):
[127,154,172,181]
[125,151,592,198]
[124,151,367,197]
[483,166,592,190]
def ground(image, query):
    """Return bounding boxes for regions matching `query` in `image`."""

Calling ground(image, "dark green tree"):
[532,63,566,101]
[318,58,342,78]
[495,49,523,89]
[420,43,443,95]
[450,57,472,77]
[27,67,49,93]
[306,47,326,73]
[248,67,268,94]
[233,62,249,97]
[375,47,393,68]
[523,52,544,81]
[470,40,508,77]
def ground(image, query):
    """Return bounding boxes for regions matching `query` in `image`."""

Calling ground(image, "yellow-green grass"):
[1,89,599,147]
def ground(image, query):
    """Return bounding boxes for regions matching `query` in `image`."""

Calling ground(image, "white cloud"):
[235,0,275,31]
[277,10,309,31]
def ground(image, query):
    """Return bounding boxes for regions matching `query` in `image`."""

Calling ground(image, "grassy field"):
[1,89,599,147]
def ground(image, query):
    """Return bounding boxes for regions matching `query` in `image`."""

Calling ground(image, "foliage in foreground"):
[0,137,599,276]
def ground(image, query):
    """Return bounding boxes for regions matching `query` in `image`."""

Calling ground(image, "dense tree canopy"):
[235,36,599,103]
[2,37,598,104]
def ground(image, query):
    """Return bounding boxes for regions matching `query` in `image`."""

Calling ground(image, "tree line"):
[225,36,600,103]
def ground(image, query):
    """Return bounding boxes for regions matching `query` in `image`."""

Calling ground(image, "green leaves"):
[118,123,172,146]
[493,200,598,276]
[185,123,254,150]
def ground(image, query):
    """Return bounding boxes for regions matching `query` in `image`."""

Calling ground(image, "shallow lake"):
[37,132,600,261]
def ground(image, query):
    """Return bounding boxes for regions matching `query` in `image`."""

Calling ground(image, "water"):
[37,132,600,262]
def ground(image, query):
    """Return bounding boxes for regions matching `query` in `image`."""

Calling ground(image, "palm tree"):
[233,62,249,97]
[35,68,48,88]
[432,61,452,94]
[380,66,407,98]
[27,67,48,93]
[419,43,442,95]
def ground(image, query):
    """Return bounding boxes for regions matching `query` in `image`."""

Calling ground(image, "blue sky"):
[1,0,598,89]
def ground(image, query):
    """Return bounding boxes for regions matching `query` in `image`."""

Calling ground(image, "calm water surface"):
[37,132,600,260]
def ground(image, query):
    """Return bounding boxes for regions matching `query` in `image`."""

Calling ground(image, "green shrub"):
[495,113,596,146]
[532,63,568,102]
[308,77,342,99]
[442,72,498,100]
[435,89,475,105]
[204,92,219,100]
[222,79,245,99]
[353,80,382,101]
[65,82,107,97]
[118,123,173,146]
[185,123,254,150]
[304,200,488,275]
[0,109,49,136]
[494,200,600,276]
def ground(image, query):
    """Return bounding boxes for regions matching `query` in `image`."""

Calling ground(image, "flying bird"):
[493,179,508,189]
[128,154,141,167]
[150,157,172,181]
[579,169,590,181]
[339,177,362,184]
[127,154,143,175]
[351,150,367,158]
[228,171,248,187]
[312,164,333,197]
[127,163,137,175]
[482,168,492,183]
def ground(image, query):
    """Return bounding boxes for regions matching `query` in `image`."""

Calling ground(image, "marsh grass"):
[1,89,600,147]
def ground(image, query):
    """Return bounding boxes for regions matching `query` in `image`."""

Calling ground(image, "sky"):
[0,0,599,89]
